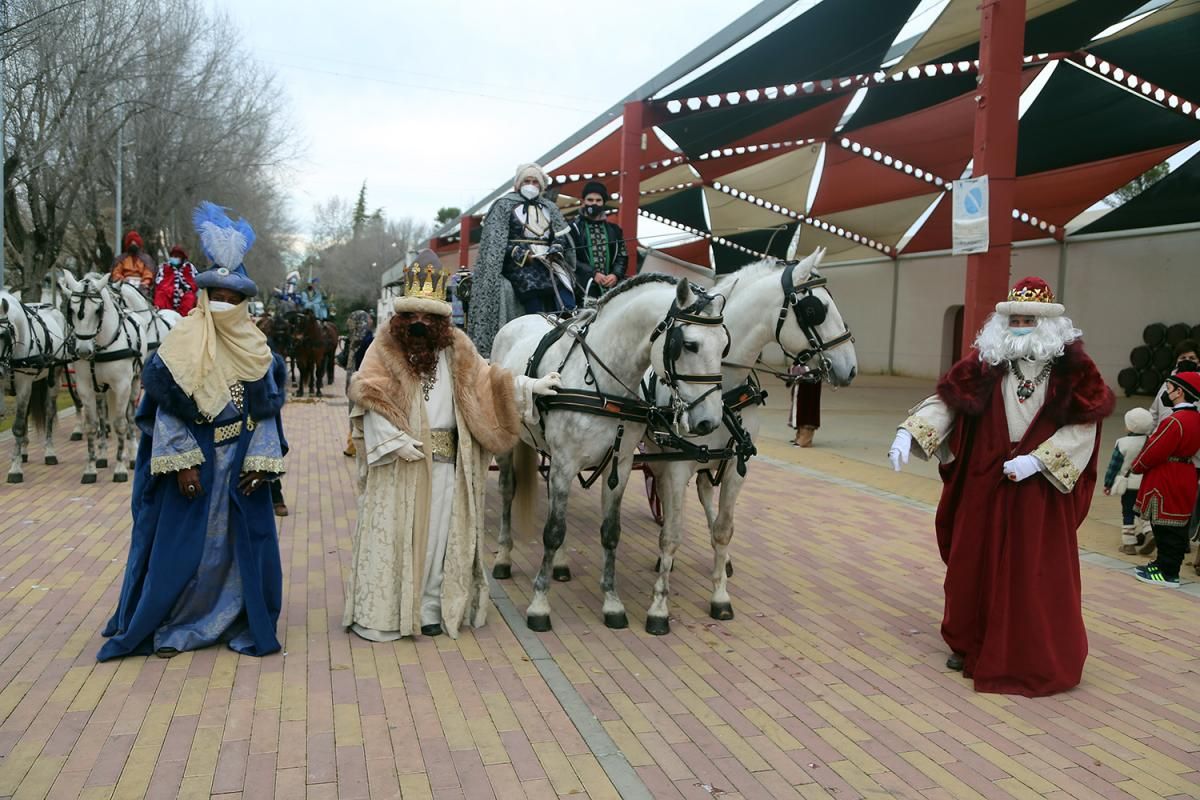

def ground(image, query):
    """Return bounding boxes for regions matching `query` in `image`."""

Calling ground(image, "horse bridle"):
[66,283,137,354]
[773,261,853,382]
[647,286,729,431]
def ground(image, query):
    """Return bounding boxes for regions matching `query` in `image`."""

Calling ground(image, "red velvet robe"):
[934,343,1114,697]
[1133,407,1200,525]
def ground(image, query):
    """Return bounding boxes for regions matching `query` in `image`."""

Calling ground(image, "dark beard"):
[389,315,454,379]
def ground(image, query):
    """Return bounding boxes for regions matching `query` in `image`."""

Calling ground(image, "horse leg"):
[598,455,633,630]
[94,393,110,469]
[76,384,99,484]
[708,472,746,621]
[110,379,132,482]
[126,374,142,470]
[493,450,516,579]
[43,369,59,466]
[6,379,30,483]
[526,463,573,632]
[696,472,732,577]
[551,548,571,582]
[646,465,687,635]
[315,355,324,397]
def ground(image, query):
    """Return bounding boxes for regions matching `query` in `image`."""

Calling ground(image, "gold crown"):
[404,263,449,301]
[1006,285,1056,304]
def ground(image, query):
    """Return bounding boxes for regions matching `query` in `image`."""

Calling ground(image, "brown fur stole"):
[349,327,522,455]
[936,341,1115,427]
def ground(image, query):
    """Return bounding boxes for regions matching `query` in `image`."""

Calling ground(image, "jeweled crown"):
[1006,284,1056,304]
[404,263,449,301]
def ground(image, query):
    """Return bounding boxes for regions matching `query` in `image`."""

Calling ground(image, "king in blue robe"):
[98,202,289,661]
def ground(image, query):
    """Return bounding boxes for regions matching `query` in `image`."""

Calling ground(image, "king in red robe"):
[888,277,1114,697]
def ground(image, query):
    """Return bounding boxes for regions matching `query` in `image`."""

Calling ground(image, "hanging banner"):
[952,176,989,255]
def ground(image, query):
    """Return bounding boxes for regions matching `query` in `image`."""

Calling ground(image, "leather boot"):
[793,426,816,448]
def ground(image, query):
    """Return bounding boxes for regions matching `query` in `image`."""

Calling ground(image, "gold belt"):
[428,428,457,463]
[213,418,257,444]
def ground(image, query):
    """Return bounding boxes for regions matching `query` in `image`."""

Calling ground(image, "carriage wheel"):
[644,472,664,525]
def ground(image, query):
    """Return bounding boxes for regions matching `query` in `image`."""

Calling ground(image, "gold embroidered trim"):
[1032,442,1080,490]
[242,456,285,474]
[902,416,940,458]
[151,449,204,475]
[428,428,458,461]
[229,381,245,412]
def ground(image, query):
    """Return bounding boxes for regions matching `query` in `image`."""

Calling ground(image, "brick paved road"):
[0,385,1197,799]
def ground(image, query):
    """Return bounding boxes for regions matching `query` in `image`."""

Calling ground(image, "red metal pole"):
[618,100,646,277]
[458,215,475,270]
[961,0,1026,353]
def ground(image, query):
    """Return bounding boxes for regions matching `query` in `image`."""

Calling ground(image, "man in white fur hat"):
[887,276,1114,697]
[345,249,561,640]
[466,162,577,358]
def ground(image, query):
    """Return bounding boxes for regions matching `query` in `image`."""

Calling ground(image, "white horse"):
[640,250,858,633]
[1,293,70,483]
[490,275,729,632]
[58,272,147,483]
[108,278,183,352]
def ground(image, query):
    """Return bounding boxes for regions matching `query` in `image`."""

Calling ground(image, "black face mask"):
[128,245,139,256]
[408,322,429,338]
[584,205,605,220]
[1162,391,1175,407]
[1177,360,1198,373]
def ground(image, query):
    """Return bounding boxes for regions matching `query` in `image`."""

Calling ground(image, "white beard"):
[975,312,1082,366]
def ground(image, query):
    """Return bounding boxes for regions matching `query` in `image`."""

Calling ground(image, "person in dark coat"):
[1132,371,1200,587]
[569,181,628,302]
[98,203,288,661]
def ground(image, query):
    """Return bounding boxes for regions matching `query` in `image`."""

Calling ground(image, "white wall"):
[818,227,1200,384]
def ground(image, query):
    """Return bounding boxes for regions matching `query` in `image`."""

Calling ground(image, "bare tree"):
[3,0,298,291]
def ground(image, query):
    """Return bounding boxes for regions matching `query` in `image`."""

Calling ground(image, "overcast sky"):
[216,0,771,236]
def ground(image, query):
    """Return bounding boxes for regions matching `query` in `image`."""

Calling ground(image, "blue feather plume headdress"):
[193,201,256,269]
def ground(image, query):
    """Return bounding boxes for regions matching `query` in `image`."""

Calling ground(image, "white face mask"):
[519,184,540,200]
[209,300,237,313]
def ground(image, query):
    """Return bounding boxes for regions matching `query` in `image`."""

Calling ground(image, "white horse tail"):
[511,441,540,537]
[28,374,49,434]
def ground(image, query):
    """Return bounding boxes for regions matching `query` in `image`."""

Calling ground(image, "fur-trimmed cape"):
[936,342,1115,427]
[349,326,522,456]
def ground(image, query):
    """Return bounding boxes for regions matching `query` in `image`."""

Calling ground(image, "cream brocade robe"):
[900,359,1097,492]
[344,328,537,639]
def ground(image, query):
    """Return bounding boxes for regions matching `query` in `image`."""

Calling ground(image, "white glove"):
[532,372,562,397]
[397,438,425,462]
[1003,454,1040,482]
[888,429,912,472]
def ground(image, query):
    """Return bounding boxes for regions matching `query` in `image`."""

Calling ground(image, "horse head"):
[770,248,858,387]
[59,272,114,359]
[647,279,728,437]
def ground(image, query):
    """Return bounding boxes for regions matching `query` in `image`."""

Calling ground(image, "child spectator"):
[1131,371,1200,587]
[1103,408,1153,554]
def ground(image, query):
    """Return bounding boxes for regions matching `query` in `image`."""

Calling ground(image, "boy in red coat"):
[153,245,198,315]
[1132,371,1200,587]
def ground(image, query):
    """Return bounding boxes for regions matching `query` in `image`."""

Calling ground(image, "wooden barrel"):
[1138,370,1163,395]
[1118,368,1140,395]
[1166,323,1191,347]
[1153,346,1175,372]
[1130,346,1153,368]
[1143,323,1167,346]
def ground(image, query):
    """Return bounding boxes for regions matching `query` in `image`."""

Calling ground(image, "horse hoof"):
[492,563,512,580]
[113,473,128,483]
[70,432,82,441]
[645,616,670,636]
[7,473,23,484]
[81,474,96,484]
[604,611,628,630]
[552,566,572,582]
[726,560,734,578]
[526,614,552,632]
[44,456,57,465]
[653,557,674,573]
[21,454,28,463]
[96,458,108,468]
[709,602,734,621]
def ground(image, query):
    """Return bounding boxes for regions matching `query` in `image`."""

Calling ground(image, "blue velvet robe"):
[98,353,289,661]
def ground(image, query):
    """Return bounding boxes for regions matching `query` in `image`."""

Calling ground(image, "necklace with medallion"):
[1009,359,1052,403]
